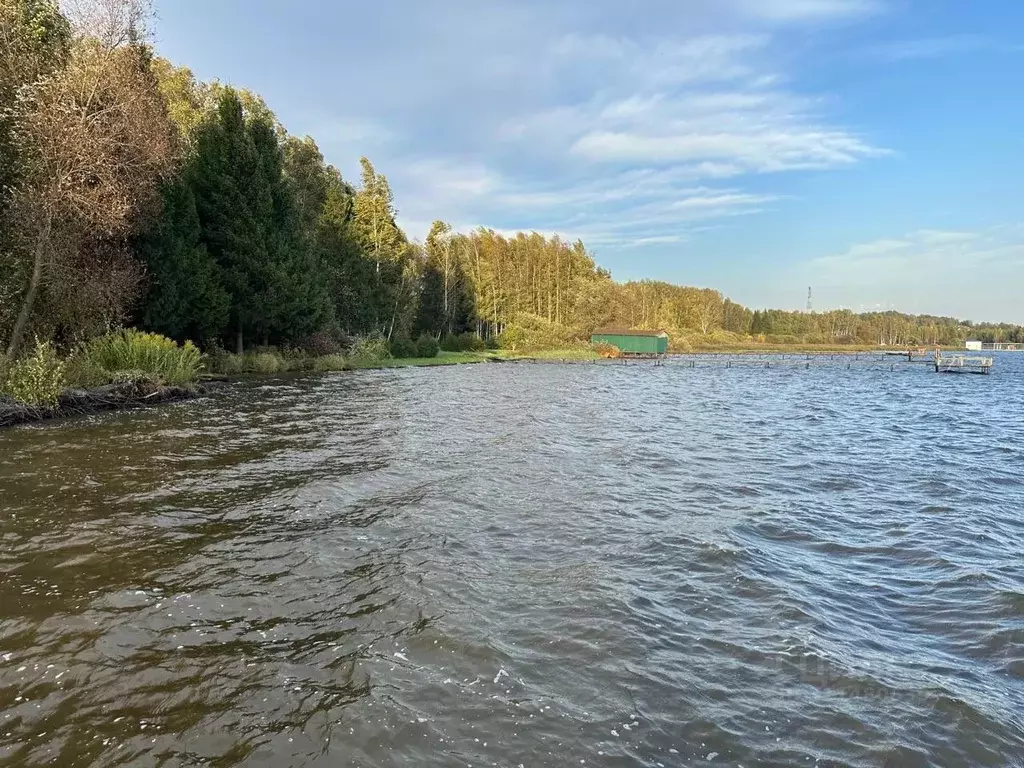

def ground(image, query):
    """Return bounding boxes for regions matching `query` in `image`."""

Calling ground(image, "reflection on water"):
[2,358,1023,766]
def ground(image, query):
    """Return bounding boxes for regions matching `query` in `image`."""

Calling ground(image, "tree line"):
[2,0,1019,362]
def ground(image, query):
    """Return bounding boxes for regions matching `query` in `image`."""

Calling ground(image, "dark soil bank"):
[0,380,213,429]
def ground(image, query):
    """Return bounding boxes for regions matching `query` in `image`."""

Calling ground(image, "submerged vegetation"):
[1,0,1022,413]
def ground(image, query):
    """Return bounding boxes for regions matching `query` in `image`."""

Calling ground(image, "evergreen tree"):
[415,262,444,338]
[190,88,268,352]
[352,157,407,335]
[318,178,376,334]
[139,175,229,343]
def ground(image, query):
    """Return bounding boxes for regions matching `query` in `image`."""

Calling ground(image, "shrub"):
[87,329,201,386]
[1,340,67,407]
[204,350,298,375]
[507,314,577,350]
[247,352,283,374]
[301,330,343,357]
[593,342,620,359]
[349,337,391,364]
[440,332,486,352]
[313,354,348,372]
[497,324,526,351]
[390,336,418,359]
[415,334,440,358]
[669,335,694,353]
[208,352,244,376]
[279,347,315,372]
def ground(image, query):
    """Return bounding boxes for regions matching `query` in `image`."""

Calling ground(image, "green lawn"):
[349,351,493,369]
[492,347,600,361]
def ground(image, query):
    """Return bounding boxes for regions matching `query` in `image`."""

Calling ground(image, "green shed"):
[591,328,669,357]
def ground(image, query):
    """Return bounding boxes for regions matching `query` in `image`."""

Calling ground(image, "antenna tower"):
[806,286,813,312]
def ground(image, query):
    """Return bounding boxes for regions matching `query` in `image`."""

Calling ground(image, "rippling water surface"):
[2,356,1023,767]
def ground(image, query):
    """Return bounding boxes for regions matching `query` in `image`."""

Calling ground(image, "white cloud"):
[549,33,767,86]
[632,235,688,246]
[403,159,501,198]
[247,0,891,255]
[668,192,778,210]
[785,229,1024,320]
[500,37,886,178]
[733,0,882,21]
[806,229,1018,283]
[570,129,883,169]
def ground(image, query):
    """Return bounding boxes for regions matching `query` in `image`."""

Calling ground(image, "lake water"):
[2,355,1023,767]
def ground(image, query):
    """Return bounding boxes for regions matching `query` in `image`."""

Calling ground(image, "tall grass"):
[206,350,301,375]
[86,330,202,386]
[313,354,348,372]
[348,338,391,365]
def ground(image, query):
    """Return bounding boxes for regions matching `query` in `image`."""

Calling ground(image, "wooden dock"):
[884,347,933,363]
[934,353,994,374]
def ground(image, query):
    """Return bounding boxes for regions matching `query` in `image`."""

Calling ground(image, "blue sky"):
[153,0,1024,322]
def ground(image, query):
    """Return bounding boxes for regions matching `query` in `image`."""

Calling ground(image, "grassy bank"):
[1,331,203,409]
[348,351,494,369]
[1,331,208,427]
[501,347,600,361]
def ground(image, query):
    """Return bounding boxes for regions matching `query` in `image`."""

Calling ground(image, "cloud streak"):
[374,7,888,246]
[731,0,882,21]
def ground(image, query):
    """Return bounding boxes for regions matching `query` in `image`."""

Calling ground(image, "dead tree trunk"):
[5,213,52,359]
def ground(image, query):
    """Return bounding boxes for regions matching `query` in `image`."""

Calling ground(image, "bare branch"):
[60,0,155,49]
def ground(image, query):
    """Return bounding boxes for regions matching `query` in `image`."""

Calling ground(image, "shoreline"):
[0,346,962,429]
[0,380,208,430]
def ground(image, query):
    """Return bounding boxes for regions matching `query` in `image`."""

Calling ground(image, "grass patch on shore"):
[505,347,600,361]
[2,332,204,408]
[348,351,491,369]
[205,348,492,375]
[86,330,202,385]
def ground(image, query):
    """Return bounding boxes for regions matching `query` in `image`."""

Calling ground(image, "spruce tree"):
[248,116,332,344]
[190,88,267,352]
[139,175,229,343]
